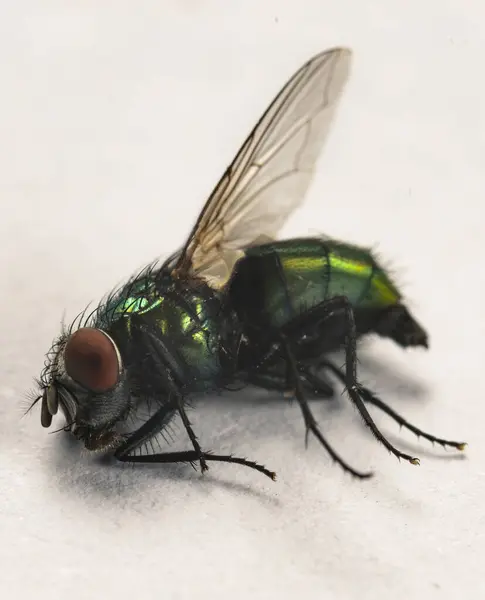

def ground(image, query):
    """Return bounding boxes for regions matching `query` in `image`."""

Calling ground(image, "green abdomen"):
[229,237,401,330]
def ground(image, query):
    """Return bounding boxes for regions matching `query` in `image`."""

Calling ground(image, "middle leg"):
[279,334,373,478]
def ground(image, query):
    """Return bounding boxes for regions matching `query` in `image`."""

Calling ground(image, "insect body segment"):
[33,47,465,482]
[228,237,403,334]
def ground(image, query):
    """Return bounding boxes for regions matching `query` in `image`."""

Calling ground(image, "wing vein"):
[170,48,352,289]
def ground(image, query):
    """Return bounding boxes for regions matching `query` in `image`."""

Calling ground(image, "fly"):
[30,48,466,480]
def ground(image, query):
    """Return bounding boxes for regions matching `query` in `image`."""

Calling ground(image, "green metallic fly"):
[31,48,466,480]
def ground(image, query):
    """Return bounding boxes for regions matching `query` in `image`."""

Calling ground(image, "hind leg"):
[262,295,429,467]
[316,359,466,452]
[278,335,373,478]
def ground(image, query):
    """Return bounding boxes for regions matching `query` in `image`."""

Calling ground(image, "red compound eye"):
[64,328,121,392]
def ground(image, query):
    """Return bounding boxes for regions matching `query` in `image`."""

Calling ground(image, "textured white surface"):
[0,2,483,599]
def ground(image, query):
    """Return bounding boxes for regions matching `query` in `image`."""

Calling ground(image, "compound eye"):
[64,328,121,392]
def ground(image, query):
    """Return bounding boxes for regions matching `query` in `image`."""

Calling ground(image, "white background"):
[0,2,483,599]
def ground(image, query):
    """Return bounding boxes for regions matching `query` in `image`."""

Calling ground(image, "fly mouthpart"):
[46,384,59,415]
[57,385,78,424]
[40,393,53,428]
[40,385,60,428]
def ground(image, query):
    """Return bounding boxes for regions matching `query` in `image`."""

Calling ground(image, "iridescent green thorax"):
[95,267,163,330]
[92,267,229,392]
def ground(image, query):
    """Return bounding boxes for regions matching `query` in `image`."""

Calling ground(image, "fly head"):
[37,327,133,451]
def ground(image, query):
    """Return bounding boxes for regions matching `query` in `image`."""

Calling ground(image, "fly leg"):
[244,323,369,476]
[115,398,276,480]
[249,370,334,398]
[294,368,335,399]
[278,335,372,478]
[139,326,275,478]
[140,328,208,473]
[318,359,466,452]
[275,295,426,467]
[174,392,209,473]
[121,451,276,479]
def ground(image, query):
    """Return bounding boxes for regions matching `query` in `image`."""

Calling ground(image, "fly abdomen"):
[230,238,398,324]
[228,237,425,350]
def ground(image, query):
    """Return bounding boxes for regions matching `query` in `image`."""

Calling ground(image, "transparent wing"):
[173,47,352,288]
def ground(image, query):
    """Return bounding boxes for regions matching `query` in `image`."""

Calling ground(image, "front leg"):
[139,327,210,473]
[115,398,276,480]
